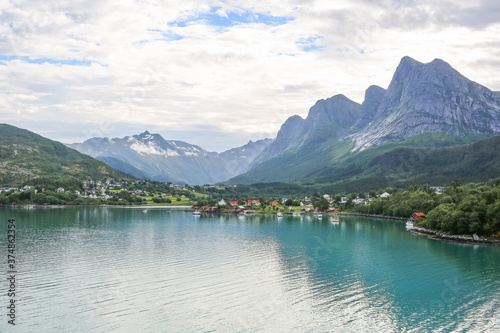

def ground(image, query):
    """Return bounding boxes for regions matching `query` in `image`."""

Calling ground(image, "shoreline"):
[337,213,500,246]
[1,204,194,209]
[336,212,406,221]
[409,227,500,245]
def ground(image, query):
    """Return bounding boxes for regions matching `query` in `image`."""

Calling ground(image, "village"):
[0,178,446,217]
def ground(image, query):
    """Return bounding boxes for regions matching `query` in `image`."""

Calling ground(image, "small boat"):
[277,211,283,218]
[406,220,414,229]
[331,215,339,223]
[318,213,323,218]
[193,210,201,216]
[293,212,300,217]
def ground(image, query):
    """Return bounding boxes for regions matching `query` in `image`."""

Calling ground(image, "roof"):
[413,212,426,218]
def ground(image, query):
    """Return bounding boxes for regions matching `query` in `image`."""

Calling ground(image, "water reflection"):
[0,208,499,331]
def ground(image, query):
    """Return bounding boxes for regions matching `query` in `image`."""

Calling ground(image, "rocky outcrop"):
[411,227,500,245]
[351,85,386,132]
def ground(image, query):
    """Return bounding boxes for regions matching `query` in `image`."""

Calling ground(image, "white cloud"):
[1,0,500,151]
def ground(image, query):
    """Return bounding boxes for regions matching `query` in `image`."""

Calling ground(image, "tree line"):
[354,180,500,236]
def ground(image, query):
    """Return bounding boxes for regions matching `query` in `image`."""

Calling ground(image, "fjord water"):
[1,208,500,332]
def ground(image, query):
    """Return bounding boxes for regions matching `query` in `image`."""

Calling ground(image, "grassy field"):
[145,197,194,206]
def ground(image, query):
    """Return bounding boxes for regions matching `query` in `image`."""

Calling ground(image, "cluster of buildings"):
[216,192,398,210]
[0,185,35,193]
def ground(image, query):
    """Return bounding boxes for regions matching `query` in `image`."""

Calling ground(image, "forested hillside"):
[0,124,131,186]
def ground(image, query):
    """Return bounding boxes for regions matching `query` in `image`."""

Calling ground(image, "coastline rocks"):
[410,227,500,245]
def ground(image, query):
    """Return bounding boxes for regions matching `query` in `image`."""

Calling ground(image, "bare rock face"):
[252,94,361,166]
[258,56,500,162]
[351,85,386,132]
[349,56,500,150]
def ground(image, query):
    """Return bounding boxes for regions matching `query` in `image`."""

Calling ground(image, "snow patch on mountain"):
[130,141,166,156]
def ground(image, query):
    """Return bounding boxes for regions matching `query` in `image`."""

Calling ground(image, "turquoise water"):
[1,207,499,332]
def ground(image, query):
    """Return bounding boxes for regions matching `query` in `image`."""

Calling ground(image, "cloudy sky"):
[1,0,500,152]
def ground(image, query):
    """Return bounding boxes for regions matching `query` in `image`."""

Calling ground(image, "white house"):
[57,187,65,192]
[354,198,371,205]
[218,199,226,206]
[20,185,33,192]
[380,192,390,198]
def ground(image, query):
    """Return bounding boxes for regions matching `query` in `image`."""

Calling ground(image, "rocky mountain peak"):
[349,57,500,150]
[351,85,386,131]
[306,94,360,129]
[253,94,362,164]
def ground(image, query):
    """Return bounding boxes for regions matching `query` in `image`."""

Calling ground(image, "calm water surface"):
[1,207,499,332]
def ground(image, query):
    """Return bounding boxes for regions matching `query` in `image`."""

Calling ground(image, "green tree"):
[426,203,455,231]
[315,197,330,210]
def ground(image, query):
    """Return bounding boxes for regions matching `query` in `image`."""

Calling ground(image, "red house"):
[412,212,426,220]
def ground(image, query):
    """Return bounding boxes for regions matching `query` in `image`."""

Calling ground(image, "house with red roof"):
[412,212,426,220]
[246,199,261,206]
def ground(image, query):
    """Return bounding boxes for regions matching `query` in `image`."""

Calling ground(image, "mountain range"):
[228,56,500,189]
[67,133,272,185]
[6,55,500,191]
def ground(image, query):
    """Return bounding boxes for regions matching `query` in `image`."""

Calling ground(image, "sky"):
[1,0,500,152]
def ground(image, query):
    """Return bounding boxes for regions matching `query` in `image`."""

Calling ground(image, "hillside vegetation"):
[355,179,500,236]
[0,124,131,186]
[230,132,496,192]
[313,133,500,193]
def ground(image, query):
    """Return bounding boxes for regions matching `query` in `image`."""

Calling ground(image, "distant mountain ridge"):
[68,132,272,185]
